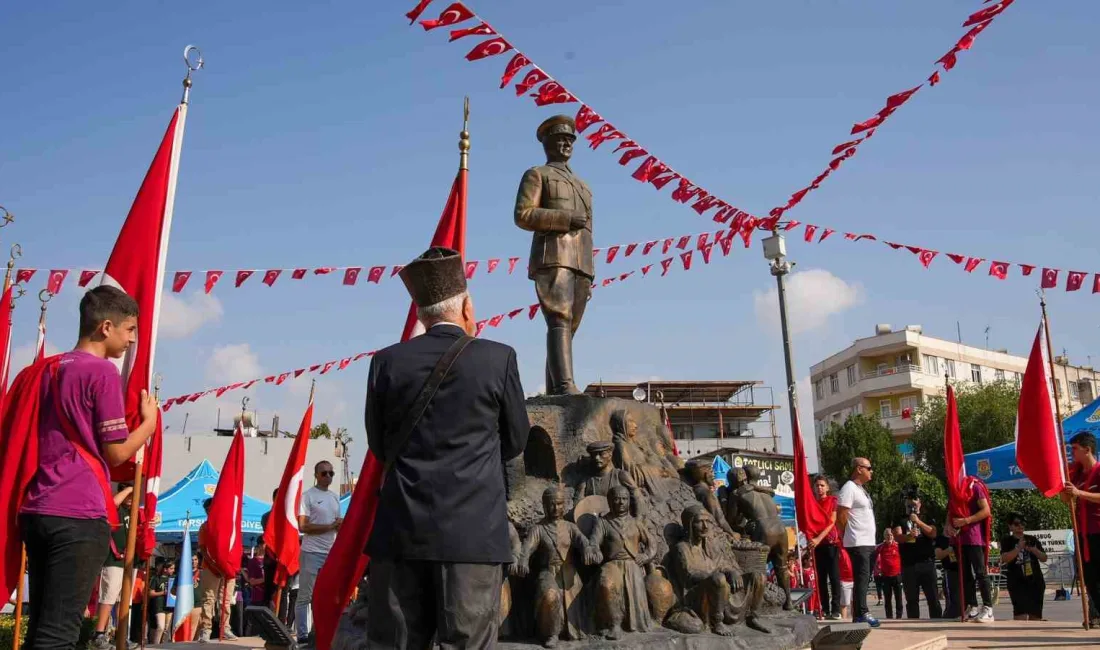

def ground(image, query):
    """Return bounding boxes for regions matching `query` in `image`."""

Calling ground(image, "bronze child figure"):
[585,486,655,639]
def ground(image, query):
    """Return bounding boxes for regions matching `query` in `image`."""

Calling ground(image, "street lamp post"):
[762,232,820,469]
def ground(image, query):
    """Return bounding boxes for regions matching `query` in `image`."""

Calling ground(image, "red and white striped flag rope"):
[402,1,1100,294]
[160,229,744,409]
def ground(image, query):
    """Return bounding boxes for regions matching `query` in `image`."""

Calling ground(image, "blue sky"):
[3,1,1098,474]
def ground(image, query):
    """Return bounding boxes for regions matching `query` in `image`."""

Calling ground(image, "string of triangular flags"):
[405,1,1100,293]
[160,229,741,409]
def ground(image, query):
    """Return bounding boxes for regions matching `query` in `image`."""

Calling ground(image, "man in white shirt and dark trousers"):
[296,460,342,643]
[837,457,881,628]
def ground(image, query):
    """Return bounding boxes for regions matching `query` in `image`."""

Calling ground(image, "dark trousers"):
[1081,534,1100,622]
[961,545,992,609]
[847,546,875,621]
[902,561,942,619]
[814,544,842,617]
[368,559,502,650]
[879,575,903,619]
[21,514,110,650]
[942,569,960,619]
[1008,577,1045,618]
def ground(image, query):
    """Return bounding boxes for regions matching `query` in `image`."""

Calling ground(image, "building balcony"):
[877,411,916,435]
[860,364,922,380]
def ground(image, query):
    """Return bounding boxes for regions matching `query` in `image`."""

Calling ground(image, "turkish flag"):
[46,270,68,294]
[946,253,965,265]
[263,270,282,286]
[489,314,505,328]
[804,225,818,243]
[660,258,674,276]
[235,270,254,288]
[929,71,941,86]
[624,243,638,257]
[675,236,690,250]
[1094,275,1100,294]
[650,172,678,190]
[605,246,620,263]
[405,0,432,24]
[919,250,938,268]
[989,261,1009,279]
[1015,321,1065,497]
[700,244,714,265]
[368,266,385,284]
[618,148,647,166]
[943,386,968,519]
[711,205,733,222]
[449,21,494,41]
[588,124,625,150]
[680,251,693,270]
[292,268,307,280]
[792,405,830,541]
[499,53,530,89]
[719,237,732,256]
[1041,268,1059,289]
[957,20,992,51]
[1019,264,1035,277]
[832,138,863,155]
[391,266,404,278]
[14,269,35,284]
[531,80,576,106]
[818,228,835,243]
[964,257,984,273]
[171,272,191,293]
[275,373,290,386]
[508,257,519,274]
[78,270,99,287]
[697,233,710,250]
[964,0,1014,27]
[1066,271,1087,292]
[487,258,500,273]
[691,196,720,215]
[938,48,959,71]
[528,304,539,320]
[614,139,638,153]
[574,105,602,133]
[642,241,658,255]
[474,320,487,337]
[464,261,478,279]
[343,267,362,286]
[641,264,654,276]
[514,68,548,96]
[204,271,223,294]
[420,2,474,30]
[205,424,245,578]
[466,37,512,62]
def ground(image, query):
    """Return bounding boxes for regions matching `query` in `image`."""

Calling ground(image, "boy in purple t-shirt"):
[19,286,158,650]
[950,481,994,623]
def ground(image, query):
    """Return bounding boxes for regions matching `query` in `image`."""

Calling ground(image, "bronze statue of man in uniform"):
[514,115,593,395]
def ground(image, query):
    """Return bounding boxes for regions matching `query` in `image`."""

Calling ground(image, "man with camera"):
[899,491,942,619]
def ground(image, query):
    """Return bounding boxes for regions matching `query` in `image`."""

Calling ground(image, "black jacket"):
[365,324,530,563]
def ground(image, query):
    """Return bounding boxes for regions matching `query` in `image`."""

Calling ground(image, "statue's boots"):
[547,327,581,394]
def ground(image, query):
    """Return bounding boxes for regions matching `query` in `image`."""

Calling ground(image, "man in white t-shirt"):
[837,457,880,628]
[295,460,342,643]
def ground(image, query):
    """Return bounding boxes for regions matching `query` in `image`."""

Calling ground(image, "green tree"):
[907,381,1070,540]
[310,422,333,439]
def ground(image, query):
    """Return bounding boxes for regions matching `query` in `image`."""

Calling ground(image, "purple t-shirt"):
[958,489,988,546]
[20,350,128,520]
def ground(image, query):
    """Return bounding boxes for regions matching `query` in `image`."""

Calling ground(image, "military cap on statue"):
[536,115,577,142]
[586,440,613,454]
[398,247,467,307]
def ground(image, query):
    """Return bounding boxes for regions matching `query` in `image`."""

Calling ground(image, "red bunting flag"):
[78,270,98,287]
[528,304,539,320]
[343,268,361,286]
[314,268,335,275]
[919,250,938,268]
[618,148,648,165]
[466,37,512,61]
[487,258,500,273]
[885,242,903,250]
[1041,268,1059,289]
[964,257,984,273]
[784,220,801,232]
[989,261,1009,280]
[531,80,576,105]
[719,237,732,256]
[508,257,519,274]
[292,268,307,279]
[449,21,494,41]
[575,105,603,133]
[696,233,709,250]
[235,270,254,288]
[700,243,714,264]
[804,225,818,243]
[928,71,941,86]
[946,254,966,265]
[499,54,530,89]
[1094,275,1100,294]
[275,373,290,386]
[818,229,835,243]
[588,125,625,149]
[1019,264,1035,276]
[406,0,433,24]
[957,20,992,51]
[172,271,191,293]
[675,236,690,250]
[712,205,733,223]
[489,314,505,328]
[508,308,523,319]
[368,266,385,284]
[391,266,404,277]
[680,250,693,270]
[475,320,487,337]
[339,358,352,370]
[465,261,478,279]
[606,246,620,263]
[624,243,638,257]
[641,264,654,276]
[650,172,679,190]
[1014,320,1064,497]
[831,138,863,155]
[294,369,306,378]
[938,48,959,71]
[964,0,1014,27]
[632,156,660,182]
[660,258,673,276]
[204,271,223,294]
[514,68,548,95]
[15,269,35,284]
[691,196,721,215]
[613,140,638,153]
[844,233,857,241]
[45,270,67,295]
[320,361,336,375]
[263,269,282,286]
[905,245,923,255]
[661,238,673,255]
[420,3,473,30]
[1066,271,1087,292]
[643,241,658,255]
[672,178,701,203]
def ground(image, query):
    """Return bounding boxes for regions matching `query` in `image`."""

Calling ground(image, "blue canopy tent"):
[964,395,1100,489]
[154,460,270,543]
[340,492,351,516]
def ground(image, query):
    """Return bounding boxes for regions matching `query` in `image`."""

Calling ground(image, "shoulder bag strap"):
[380,335,475,488]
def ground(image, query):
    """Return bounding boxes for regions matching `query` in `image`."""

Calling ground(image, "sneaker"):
[197,630,211,644]
[854,615,881,628]
[88,633,112,650]
[826,613,843,621]
[965,606,979,620]
[974,606,994,624]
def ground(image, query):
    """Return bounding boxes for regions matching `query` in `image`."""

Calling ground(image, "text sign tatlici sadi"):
[728,451,795,499]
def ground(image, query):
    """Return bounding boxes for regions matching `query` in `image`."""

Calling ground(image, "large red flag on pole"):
[1015,320,1066,497]
[791,410,830,538]
[0,282,13,417]
[312,101,470,650]
[943,385,969,522]
[264,385,315,585]
[206,421,246,579]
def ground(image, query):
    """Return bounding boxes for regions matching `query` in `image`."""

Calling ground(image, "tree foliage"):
[310,422,333,439]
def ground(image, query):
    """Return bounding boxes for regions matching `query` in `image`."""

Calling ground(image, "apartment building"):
[809,324,1100,449]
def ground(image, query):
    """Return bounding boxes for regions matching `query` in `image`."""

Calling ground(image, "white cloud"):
[753,268,864,335]
[160,292,223,339]
[205,343,262,383]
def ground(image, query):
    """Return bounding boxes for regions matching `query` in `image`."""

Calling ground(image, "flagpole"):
[943,374,966,623]
[1041,294,1090,629]
[12,549,25,650]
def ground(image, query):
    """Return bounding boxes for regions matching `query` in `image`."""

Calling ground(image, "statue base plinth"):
[498,613,818,650]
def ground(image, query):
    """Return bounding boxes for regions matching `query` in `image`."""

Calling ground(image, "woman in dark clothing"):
[1000,513,1047,621]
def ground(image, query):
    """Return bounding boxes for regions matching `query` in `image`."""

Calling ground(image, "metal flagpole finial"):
[241,396,250,413]
[38,288,52,309]
[181,45,204,105]
[0,206,13,229]
[458,96,471,171]
[10,284,26,303]
[154,374,163,399]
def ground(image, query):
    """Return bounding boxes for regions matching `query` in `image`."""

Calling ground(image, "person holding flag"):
[1,286,159,650]
[364,247,531,648]
[1062,431,1100,623]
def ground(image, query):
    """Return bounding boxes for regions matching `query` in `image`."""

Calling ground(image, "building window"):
[879,399,893,418]
[1054,378,1062,398]
[830,373,840,394]
[995,368,1005,382]
[847,365,857,387]
[971,364,983,384]
[1080,381,1094,403]
[814,380,824,400]
[1070,380,1080,401]
[1013,371,1021,387]
[899,396,918,418]
[945,359,956,378]
[924,355,939,376]
[852,403,862,415]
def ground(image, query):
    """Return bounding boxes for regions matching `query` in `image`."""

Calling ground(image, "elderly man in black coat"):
[365,247,531,650]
